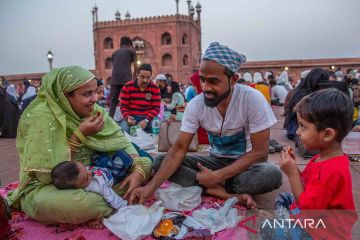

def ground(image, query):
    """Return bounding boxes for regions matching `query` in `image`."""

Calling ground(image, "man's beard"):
[203,86,232,108]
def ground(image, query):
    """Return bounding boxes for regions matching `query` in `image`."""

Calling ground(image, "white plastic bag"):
[155,183,202,211]
[124,128,155,150]
[103,201,164,240]
[191,197,242,234]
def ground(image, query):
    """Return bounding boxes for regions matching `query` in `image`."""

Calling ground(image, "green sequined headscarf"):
[16,66,137,182]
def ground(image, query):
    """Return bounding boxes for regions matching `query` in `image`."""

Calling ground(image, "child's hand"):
[284,146,296,160]
[280,148,298,177]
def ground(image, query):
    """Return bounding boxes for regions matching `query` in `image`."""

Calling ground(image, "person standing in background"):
[109,36,137,118]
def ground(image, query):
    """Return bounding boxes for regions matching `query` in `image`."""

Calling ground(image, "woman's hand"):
[119,172,144,200]
[79,112,104,136]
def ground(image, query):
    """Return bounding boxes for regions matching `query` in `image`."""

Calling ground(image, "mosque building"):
[92,0,202,84]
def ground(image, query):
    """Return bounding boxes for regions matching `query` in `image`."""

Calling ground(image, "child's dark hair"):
[294,88,353,142]
[51,161,80,189]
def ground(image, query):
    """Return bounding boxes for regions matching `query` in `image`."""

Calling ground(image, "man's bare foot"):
[86,219,104,230]
[205,184,257,209]
[234,193,257,209]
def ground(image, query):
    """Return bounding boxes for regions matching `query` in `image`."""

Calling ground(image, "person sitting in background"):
[264,71,273,83]
[237,78,250,86]
[120,63,160,133]
[0,85,21,138]
[253,72,271,103]
[184,81,197,102]
[155,74,169,100]
[242,72,255,87]
[20,79,37,112]
[269,76,288,106]
[96,79,106,108]
[283,70,310,115]
[329,71,337,81]
[335,68,344,81]
[277,71,293,91]
[5,84,18,102]
[284,68,329,141]
[163,82,185,121]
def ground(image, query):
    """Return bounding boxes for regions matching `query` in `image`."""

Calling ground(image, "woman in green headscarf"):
[7,66,152,225]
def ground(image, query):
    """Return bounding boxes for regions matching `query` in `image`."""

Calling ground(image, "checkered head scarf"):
[202,42,246,74]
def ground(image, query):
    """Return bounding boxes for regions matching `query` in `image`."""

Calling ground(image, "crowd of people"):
[1,39,359,239]
[0,78,38,138]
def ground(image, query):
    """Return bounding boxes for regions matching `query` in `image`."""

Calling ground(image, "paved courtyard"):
[1,106,359,237]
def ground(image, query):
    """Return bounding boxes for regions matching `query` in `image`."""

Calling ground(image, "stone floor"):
[1,105,359,237]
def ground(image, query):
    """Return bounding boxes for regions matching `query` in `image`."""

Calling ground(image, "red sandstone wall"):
[3,58,360,85]
[93,15,201,84]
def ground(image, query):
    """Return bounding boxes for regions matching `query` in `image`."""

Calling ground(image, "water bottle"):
[151,117,160,135]
[151,117,160,144]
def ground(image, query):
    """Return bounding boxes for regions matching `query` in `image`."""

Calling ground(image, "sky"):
[0,0,359,75]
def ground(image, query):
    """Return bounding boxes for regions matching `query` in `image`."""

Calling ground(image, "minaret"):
[195,2,201,22]
[190,4,195,20]
[91,3,99,22]
[175,0,180,15]
[125,10,131,19]
[195,2,202,63]
[187,0,191,15]
[115,9,121,20]
[94,4,98,22]
[91,7,96,24]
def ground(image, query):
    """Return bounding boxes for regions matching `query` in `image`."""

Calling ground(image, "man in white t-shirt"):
[129,42,282,207]
[269,77,288,106]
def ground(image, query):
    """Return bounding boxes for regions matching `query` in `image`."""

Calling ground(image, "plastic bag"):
[124,128,155,150]
[155,182,202,211]
[191,197,242,234]
[103,201,164,240]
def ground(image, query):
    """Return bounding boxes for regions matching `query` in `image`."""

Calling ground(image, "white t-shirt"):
[180,84,277,158]
[271,85,288,104]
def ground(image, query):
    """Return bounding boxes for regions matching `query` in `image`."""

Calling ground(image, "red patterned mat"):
[1,182,249,240]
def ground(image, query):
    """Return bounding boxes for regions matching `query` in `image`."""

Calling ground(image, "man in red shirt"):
[119,64,160,133]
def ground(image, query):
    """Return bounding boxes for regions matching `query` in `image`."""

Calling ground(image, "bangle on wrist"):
[68,138,83,152]
[131,164,146,180]
[133,168,146,180]
[73,128,87,143]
